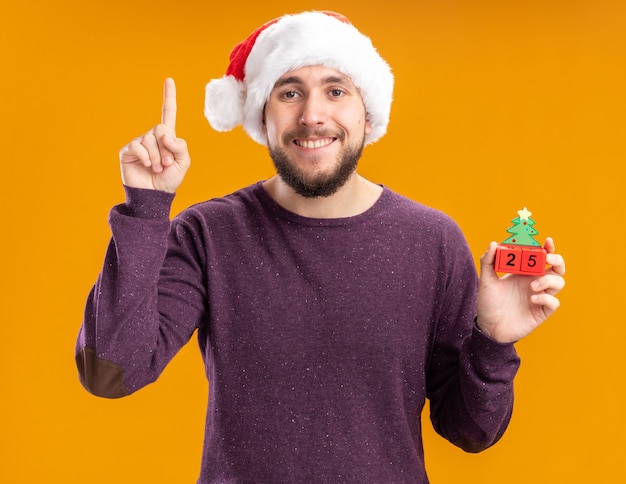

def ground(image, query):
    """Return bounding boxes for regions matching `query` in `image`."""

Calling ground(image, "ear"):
[261,105,267,133]
[365,112,373,136]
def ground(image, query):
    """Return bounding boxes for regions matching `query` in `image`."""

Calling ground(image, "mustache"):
[282,129,345,144]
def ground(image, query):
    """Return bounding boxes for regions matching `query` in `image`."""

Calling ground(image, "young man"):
[76,11,565,483]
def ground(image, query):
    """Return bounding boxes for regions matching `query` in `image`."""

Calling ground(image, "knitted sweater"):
[76,182,520,483]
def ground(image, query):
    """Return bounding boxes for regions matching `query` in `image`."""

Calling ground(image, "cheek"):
[347,105,371,134]
[351,114,371,136]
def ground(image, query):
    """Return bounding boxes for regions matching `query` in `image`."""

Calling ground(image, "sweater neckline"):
[251,181,390,227]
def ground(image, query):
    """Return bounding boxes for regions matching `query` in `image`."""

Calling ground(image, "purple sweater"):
[76,182,520,483]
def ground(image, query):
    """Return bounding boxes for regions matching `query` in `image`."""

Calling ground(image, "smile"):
[294,138,335,149]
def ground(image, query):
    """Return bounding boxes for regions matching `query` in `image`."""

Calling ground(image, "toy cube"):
[495,244,522,273]
[520,246,547,275]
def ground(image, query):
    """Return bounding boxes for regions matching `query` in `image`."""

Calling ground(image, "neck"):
[263,173,383,219]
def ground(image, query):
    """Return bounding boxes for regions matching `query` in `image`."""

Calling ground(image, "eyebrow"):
[272,75,351,90]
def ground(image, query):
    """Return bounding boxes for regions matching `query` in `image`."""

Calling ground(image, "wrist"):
[474,316,497,341]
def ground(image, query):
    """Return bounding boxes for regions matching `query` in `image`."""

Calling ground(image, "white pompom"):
[204,76,245,132]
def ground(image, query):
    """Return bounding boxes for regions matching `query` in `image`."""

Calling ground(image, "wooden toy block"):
[495,244,522,273]
[520,246,547,275]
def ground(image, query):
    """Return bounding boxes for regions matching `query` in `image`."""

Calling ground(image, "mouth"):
[293,137,335,149]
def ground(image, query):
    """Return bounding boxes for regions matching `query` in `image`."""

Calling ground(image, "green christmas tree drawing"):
[502,207,541,246]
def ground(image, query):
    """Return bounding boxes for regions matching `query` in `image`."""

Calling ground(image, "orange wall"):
[1,0,624,482]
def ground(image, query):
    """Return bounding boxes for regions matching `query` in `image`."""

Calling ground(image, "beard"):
[268,129,365,198]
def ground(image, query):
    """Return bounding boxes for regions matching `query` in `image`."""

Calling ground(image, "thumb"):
[162,134,190,164]
[479,241,500,284]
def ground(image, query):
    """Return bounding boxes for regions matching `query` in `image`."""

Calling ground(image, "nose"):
[299,94,327,126]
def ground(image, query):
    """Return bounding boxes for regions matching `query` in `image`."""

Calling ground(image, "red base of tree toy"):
[495,244,547,275]
[494,207,547,276]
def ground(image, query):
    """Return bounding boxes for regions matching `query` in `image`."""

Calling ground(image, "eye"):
[329,89,345,97]
[281,90,300,100]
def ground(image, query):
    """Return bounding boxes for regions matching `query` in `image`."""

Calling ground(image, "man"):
[76,11,565,483]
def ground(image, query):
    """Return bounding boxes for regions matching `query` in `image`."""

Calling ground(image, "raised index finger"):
[161,77,177,131]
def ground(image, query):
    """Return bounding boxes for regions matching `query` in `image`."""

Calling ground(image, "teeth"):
[296,138,333,149]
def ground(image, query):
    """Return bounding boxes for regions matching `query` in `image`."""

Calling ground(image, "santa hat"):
[204,11,394,146]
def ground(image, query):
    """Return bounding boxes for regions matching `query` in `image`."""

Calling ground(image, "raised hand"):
[119,78,191,193]
[475,237,566,344]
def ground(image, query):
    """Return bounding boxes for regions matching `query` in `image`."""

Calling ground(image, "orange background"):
[1,0,624,482]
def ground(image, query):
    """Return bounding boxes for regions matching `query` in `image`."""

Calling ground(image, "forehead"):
[273,65,356,88]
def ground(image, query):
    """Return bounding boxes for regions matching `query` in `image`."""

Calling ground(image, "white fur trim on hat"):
[205,11,394,146]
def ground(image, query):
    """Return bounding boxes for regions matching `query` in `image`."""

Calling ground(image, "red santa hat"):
[204,11,394,146]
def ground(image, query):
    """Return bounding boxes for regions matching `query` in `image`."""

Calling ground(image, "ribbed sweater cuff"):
[122,185,175,219]
[469,323,520,367]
